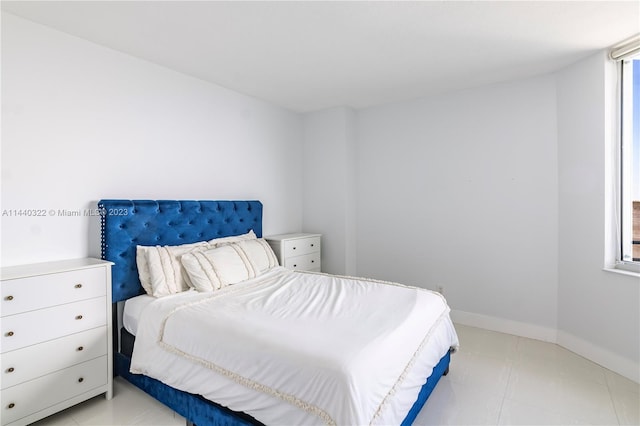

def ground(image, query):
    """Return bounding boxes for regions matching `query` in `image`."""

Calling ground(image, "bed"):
[99,199,458,426]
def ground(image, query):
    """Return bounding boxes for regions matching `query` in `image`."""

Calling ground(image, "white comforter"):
[130,267,458,426]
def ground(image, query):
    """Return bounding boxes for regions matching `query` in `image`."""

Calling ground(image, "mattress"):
[130,267,458,426]
[122,293,156,335]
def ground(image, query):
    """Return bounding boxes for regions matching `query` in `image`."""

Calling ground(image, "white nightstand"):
[0,258,113,426]
[266,233,321,272]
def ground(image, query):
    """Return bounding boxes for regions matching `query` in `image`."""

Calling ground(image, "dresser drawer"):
[283,236,321,258]
[1,267,106,317]
[1,327,106,389]
[1,356,107,425]
[1,297,106,353]
[283,252,321,271]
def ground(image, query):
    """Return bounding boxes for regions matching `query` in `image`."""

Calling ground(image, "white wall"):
[556,51,640,381]
[356,75,560,332]
[1,13,303,266]
[302,107,357,275]
[304,53,637,381]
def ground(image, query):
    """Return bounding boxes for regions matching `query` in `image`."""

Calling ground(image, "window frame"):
[617,56,640,274]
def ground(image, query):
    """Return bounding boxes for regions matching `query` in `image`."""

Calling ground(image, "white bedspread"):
[130,267,458,426]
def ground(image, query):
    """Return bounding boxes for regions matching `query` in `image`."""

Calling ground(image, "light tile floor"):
[32,324,639,425]
[415,325,640,425]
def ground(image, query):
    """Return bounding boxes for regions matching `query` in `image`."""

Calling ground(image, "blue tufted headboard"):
[99,200,263,303]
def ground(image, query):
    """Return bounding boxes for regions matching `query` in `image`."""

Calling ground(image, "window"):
[621,57,640,266]
[614,35,640,272]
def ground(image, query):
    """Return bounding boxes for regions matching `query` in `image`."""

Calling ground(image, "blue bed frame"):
[99,199,450,426]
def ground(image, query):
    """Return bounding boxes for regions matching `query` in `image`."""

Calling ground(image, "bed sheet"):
[130,267,458,426]
[122,293,156,335]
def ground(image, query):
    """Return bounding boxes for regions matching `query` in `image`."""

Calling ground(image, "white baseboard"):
[451,309,557,343]
[557,330,640,384]
[451,309,639,384]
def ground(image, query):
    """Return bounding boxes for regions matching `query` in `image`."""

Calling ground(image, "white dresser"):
[0,258,113,426]
[266,233,321,272]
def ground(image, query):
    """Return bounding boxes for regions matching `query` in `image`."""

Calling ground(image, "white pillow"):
[136,241,207,296]
[136,246,154,295]
[136,230,258,297]
[143,242,209,297]
[234,238,278,274]
[181,239,278,292]
[208,230,257,247]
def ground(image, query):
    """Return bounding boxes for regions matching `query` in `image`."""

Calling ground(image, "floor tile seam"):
[604,370,640,396]
[499,338,615,424]
[516,343,608,385]
[603,370,624,426]
[456,325,620,385]
[509,348,611,389]
[495,342,517,426]
[520,372,621,416]
[508,366,610,390]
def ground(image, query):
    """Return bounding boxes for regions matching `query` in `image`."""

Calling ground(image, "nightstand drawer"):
[1,356,107,425]
[283,253,321,271]
[1,268,106,317]
[1,327,107,389]
[1,297,106,353]
[283,236,321,258]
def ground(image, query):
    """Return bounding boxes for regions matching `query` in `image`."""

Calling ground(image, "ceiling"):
[2,1,639,113]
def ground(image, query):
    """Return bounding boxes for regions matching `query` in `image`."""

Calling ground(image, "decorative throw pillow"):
[136,241,207,296]
[143,242,209,297]
[136,230,258,297]
[181,239,278,292]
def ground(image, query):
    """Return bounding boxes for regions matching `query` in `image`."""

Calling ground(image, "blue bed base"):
[402,350,450,426]
[114,352,261,425]
[100,199,450,426]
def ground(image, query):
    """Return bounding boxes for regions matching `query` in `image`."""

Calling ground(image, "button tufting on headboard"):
[99,200,263,302]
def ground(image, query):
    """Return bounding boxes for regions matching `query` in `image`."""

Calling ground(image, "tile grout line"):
[494,335,520,425]
[603,370,623,425]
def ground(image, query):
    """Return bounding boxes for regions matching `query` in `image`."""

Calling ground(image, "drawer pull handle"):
[78,377,84,383]
[75,315,83,320]
[311,260,315,263]
[77,346,84,351]
[310,244,314,247]
[4,295,13,301]
[6,367,15,373]
[293,246,297,250]
[7,403,15,409]
[5,331,14,337]
[75,283,83,289]
[293,264,297,268]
